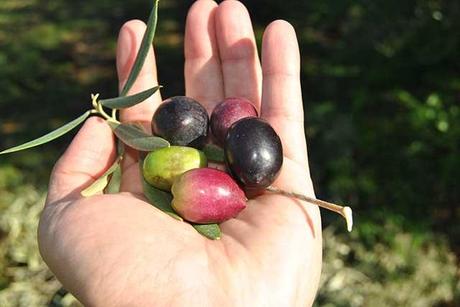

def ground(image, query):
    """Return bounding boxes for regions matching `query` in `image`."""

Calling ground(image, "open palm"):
[38,1,322,306]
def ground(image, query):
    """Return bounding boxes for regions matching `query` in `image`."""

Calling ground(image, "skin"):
[38,1,322,306]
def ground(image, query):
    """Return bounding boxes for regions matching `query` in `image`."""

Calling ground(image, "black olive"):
[224,117,283,191]
[152,96,208,147]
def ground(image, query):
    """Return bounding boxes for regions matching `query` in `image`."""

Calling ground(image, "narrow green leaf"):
[105,162,122,194]
[142,180,182,221]
[120,0,159,96]
[142,181,179,218]
[139,158,183,221]
[0,111,91,155]
[81,156,122,197]
[165,212,183,220]
[109,122,169,151]
[202,143,225,162]
[116,139,125,156]
[192,224,221,240]
[100,86,161,109]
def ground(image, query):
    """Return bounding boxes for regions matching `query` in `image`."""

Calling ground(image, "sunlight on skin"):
[38,1,322,306]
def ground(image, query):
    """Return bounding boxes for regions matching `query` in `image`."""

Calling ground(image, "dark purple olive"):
[152,96,208,147]
[225,117,283,192]
[210,97,258,145]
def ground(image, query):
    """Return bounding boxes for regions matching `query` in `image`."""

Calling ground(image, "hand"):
[38,1,322,306]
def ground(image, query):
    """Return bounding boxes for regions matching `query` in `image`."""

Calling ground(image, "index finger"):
[117,20,162,124]
[116,20,161,193]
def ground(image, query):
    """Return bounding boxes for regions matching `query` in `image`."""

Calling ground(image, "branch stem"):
[90,94,120,124]
[266,186,353,232]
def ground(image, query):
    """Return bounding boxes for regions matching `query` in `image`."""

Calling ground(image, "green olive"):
[142,146,207,191]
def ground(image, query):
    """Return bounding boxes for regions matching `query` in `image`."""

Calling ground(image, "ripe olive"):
[210,97,258,145]
[152,96,208,147]
[171,168,246,223]
[142,146,207,191]
[224,117,283,191]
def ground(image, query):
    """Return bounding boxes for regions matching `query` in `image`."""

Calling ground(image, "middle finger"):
[215,0,262,110]
[184,0,224,113]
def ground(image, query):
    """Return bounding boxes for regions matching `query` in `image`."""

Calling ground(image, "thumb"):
[46,116,116,204]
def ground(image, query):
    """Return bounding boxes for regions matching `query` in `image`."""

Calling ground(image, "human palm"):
[38,1,322,306]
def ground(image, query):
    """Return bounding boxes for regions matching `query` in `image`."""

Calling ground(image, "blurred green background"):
[0,0,459,306]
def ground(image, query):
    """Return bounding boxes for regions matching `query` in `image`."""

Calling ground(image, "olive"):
[210,97,258,145]
[152,96,208,147]
[224,117,283,191]
[171,168,246,223]
[142,146,207,191]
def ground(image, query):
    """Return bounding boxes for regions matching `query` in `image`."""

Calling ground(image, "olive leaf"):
[120,0,160,97]
[0,111,91,155]
[202,143,225,163]
[81,156,122,197]
[105,162,122,194]
[192,224,221,240]
[108,122,169,151]
[142,182,182,221]
[100,86,161,109]
[116,139,125,156]
[139,158,183,221]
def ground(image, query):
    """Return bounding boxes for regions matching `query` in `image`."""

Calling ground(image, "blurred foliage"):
[0,166,80,307]
[0,0,459,306]
[317,226,459,307]
[0,166,57,306]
